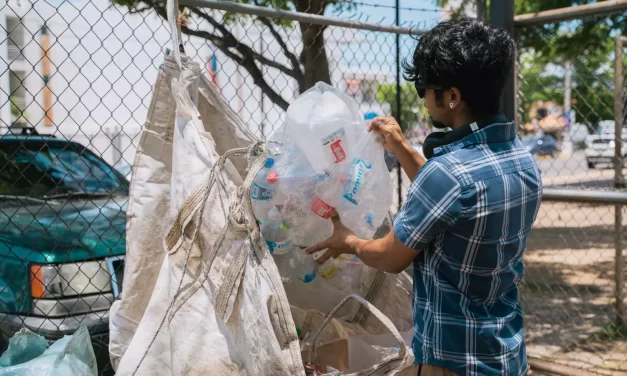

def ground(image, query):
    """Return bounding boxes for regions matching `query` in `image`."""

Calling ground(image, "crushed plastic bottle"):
[250,158,275,224]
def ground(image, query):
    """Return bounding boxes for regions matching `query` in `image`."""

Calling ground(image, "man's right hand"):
[367,116,407,156]
[367,116,426,181]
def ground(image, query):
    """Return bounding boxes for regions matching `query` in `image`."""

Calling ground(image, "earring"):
[449,103,454,109]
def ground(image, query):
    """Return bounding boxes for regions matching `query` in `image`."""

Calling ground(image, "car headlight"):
[30,261,112,299]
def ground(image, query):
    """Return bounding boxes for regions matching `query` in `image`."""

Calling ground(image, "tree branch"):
[139,0,291,111]
[128,6,152,14]
[181,26,290,111]
[253,0,304,87]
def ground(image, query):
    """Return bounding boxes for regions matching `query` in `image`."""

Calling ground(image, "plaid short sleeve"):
[394,161,462,250]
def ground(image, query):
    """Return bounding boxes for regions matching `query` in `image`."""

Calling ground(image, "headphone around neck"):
[422,121,483,159]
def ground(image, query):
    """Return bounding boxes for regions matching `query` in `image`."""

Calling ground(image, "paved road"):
[537,150,626,189]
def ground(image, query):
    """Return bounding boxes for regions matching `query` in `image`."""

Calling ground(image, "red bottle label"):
[311,197,334,219]
[330,140,346,163]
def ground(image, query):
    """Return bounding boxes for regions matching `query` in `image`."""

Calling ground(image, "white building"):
[0,0,391,168]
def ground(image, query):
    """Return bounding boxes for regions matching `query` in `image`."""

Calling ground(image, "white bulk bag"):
[111,1,417,374]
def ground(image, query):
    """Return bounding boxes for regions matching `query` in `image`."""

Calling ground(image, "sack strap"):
[164,145,263,252]
[306,294,408,376]
[166,0,184,69]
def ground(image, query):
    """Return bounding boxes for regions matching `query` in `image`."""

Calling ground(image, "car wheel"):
[587,160,596,169]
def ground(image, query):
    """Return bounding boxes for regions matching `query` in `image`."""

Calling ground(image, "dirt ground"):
[522,202,627,375]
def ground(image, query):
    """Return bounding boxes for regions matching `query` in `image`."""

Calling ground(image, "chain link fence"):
[516,9,627,374]
[0,0,440,374]
[1,0,625,375]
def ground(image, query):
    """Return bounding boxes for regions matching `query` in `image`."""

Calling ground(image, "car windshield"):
[0,141,129,198]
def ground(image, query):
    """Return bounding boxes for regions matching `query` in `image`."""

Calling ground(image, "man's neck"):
[449,114,476,130]
[449,113,501,130]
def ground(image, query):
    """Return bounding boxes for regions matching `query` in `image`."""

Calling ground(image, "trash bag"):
[0,326,96,376]
[249,84,393,312]
[0,329,48,367]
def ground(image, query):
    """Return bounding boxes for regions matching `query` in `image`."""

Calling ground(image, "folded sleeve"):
[393,161,462,250]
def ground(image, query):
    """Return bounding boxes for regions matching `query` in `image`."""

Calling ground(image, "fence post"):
[614,36,625,328]
[490,0,515,122]
[395,0,403,209]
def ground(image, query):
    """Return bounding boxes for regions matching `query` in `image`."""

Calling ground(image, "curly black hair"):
[404,18,516,118]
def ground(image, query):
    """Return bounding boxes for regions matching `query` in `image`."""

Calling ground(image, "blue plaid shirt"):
[394,115,542,376]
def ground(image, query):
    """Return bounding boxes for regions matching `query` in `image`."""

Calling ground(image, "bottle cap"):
[264,158,275,168]
[267,171,279,184]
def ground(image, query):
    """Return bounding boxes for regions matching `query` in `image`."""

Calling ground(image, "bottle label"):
[266,239,291,255]
[321,128,347,164]
[251,183,272,200]
[343,158,372,205]
[311,197,334,219]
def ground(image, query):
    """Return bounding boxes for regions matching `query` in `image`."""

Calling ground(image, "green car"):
[0,131,128,352]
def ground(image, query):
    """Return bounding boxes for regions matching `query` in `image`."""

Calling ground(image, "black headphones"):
[422,115,505,159]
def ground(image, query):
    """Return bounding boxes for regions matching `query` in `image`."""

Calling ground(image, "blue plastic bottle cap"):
[264,158,275,168]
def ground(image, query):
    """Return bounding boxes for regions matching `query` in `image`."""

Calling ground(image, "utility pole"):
[395,0,403,208]
[490,0,515,121]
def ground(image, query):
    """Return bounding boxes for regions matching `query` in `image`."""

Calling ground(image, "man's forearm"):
[347,232,417,274]
[394,141,426,181]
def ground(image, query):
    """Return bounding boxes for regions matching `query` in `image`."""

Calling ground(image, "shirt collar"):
[433,114,515,157]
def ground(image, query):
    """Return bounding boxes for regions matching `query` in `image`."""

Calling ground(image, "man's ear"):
[449,87,462,109]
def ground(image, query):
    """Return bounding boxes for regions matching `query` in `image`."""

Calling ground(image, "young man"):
[306,19,542,376]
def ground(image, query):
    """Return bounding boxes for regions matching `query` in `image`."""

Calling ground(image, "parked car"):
[116,164,133,182]
[585,128,627,169]
[0,131,128,352]
[523,134,559,158]
[569,123,590,150]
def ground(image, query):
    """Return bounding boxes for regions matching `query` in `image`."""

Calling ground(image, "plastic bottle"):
[341,158,373,207]
[284,83,360,173]
[262,207,291,255]
[273,252,294,283]
[250,158,275,224]
[290,246,317,283]
[310,173,346,220]
[262,207,294,283]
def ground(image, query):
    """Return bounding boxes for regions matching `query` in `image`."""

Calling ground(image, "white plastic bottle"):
[250,158,275,224]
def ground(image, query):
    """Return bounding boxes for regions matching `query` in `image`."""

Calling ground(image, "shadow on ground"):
[522,221,627,374]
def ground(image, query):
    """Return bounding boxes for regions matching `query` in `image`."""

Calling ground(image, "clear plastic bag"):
[250,82,392,292]
[0,329,48,368]
[0,326,97,376]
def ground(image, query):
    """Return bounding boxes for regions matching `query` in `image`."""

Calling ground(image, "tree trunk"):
[294,0,332,93]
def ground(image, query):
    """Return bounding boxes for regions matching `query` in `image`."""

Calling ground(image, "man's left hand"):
[305,210,359,265]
